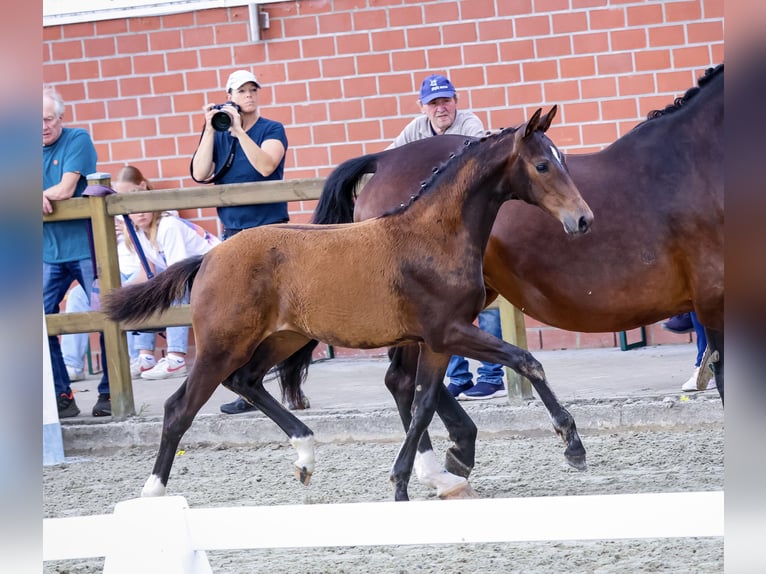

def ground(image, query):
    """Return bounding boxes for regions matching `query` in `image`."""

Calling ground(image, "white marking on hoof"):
[440,480,478,500]
[290,435,316,483]
[414,450,469,498]
[141,474,166,497]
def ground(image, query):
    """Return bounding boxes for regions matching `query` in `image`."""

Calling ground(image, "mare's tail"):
[276,340,319,409]
[102,255,204,324]
[311,153,379,224]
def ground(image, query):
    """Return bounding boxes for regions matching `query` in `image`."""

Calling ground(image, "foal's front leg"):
[390,345,449,501]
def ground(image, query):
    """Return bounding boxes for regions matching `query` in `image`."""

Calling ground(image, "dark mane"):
[380,127,516,218]
[643,64,724,122]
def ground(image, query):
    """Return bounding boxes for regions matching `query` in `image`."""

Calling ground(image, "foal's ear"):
[538,105,558,133]
[524,108,543,139]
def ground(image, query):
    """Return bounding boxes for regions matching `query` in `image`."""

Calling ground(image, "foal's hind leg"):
[705,328,724,404]
[386,346,476,498]
[223,335,317,485]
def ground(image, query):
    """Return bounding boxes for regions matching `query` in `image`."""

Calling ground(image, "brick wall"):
[44,0,723,355]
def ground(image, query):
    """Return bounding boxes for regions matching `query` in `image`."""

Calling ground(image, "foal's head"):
[505,107,593,236]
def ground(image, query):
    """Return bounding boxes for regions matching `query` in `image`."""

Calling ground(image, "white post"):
[103,496,212,574]
[43,312,65,466]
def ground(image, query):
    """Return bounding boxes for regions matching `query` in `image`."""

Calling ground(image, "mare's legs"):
[705,327,724,404]
[437,323,586,470]
[390,345,450,501]
[223,334,317,484]
[385,346,477,498]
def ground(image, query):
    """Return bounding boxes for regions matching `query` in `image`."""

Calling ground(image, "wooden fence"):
[43,178,531,420]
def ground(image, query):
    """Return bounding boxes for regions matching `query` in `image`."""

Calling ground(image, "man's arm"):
[42,171,81,214]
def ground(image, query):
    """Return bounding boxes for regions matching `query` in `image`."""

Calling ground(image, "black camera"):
[211,102,241,131]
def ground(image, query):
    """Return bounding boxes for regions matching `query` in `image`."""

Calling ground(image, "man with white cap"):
[388,73,507,401]
[191,70,302,413]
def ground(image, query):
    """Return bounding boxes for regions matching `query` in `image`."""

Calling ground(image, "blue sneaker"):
[446,381,474,398]
[458,382,507,401]
[662,313,693,334]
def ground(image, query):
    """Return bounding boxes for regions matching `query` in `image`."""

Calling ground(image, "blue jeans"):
[44,258,109,397]
[446,308,504,386]
[690,311,707,367]
[133,289,191,355]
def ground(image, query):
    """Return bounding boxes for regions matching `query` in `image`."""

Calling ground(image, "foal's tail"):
[276,340,319,409]
[102,255,205,324]
[311,153,379,224]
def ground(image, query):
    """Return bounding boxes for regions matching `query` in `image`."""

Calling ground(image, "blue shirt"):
[213,116,289,229]
[42,127,98,263]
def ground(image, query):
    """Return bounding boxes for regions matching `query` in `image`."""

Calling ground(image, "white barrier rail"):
[44,491,723,573]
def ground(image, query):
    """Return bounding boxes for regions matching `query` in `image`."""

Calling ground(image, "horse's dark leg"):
[705,327,724,405]
[385,346,477,498]
[143,362,225,496]
[390,345,449,501]
[223,336,318,484]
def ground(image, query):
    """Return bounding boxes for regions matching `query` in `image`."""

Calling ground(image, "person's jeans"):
[446,307,504,386]
[690,311,707,367]
[44,258,109,397]
[133,289,190,355]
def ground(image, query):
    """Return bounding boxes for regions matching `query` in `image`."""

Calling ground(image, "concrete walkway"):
[60,343,723,453]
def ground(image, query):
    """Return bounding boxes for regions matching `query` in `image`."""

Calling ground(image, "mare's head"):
[505,106,593,235]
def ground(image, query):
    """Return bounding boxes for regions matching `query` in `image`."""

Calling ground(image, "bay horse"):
[103,107,593,501]
[310,64,724,496]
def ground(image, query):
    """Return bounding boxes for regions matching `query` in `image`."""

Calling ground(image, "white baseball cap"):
[226,70,261,92]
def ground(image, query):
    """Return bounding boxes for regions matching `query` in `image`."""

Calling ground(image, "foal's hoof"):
[294,465,312,486]
[439,480,477,500]
[565,453,587,472]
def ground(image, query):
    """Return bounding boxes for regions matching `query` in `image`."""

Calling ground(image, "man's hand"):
[43,195,53,214]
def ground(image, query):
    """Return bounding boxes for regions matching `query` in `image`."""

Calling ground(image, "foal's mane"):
[641,63,724,124]
[381,125,519,218]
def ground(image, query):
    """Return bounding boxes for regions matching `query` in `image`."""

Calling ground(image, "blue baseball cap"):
[419,74,456,104]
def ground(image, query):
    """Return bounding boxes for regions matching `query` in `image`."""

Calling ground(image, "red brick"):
[536,0,570,11]
[338,33,371,55]
[149,30,182,51]
[343,76,379,98]
[302,37,336,58]
[194,7,230,25]
[703,0,723,18]
[63,22,94,38]
[514,15,551,37]
[507,83,543,106]
[536,36,573,58]
[107,98,139,119]
[111,139,143,162]
[601,97,638,120]
[618,73,656,96]
[627,4,663,26]
[463,43,499,64]
[552,11,588,34]
[328,99,363,122]
[581,76,617,99]
[330,143,367,165]
[353,9,387,30]
[522,60,559,82]
[125,118,156,138]
[423,1,460,23]
[152,73,185,95]
[129,17,162,32]
[389,6,424,28]
[363,96,398,118]
[596,52,633,75]
[572,0,607,6]
[639,95,677,118]
[500,40,535,62]
[442,22,479,45]
[579,332,617,348]
[44,26,62,42]
[167,51,199,72]
[295,103,328,125]
[293,145,330,168]
[710,43,724,64]
[498,0,534,16]
[590,7,626,29]
[287,60,321,82]
[666,0,702,21]
[101,56,133,78]
[92,121,124,142]
[161,12,195,28]
[214,22,248,45]
[672,46,713,69]
[318,12,353,34]
[560,56,596,78]
[485,63,523,87]
[657,70,697,94]
[267,39,303,61]
[44,63,68,84]
[428,46,464,69]
[477,19,514,42]
[563,101,599,123]
[120,76,153,97]
[544,80,580,103]
[159,156,193,179]
[547,124,581,149]
[283,15,319,36]
[84,37,116,58]
[87,80,119,101]
[406,26,442,48]
[540,328,577,350]
[648,25,686,48]
[573,32,609,54]
[308,79,343,101]
[51,40,83,60]
[95,19,128,35]
[69,60,100,81]
[393,51,426,72]
[687,21,723,44]
[140,96,173,116]
[471,86,506,110]
[232,44,268,67]
[145,137,178,158]
[117,33,149,54]
[635,50,671,72]
[610,28,646,51]
[273,83,309,104]
[73,101,105,122]
[199,47,232,68]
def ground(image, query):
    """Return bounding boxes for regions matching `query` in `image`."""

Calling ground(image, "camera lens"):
[211,110,232,132]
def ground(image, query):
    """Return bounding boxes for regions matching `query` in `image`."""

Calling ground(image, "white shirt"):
[135,214,220,274]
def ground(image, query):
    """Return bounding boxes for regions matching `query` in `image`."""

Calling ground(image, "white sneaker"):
[66,365,85,381]
[141,357,187,380]
[681,366,716,392]
[131,355,157,378]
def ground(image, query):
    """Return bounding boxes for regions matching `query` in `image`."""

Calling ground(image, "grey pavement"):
[60,343,724,453]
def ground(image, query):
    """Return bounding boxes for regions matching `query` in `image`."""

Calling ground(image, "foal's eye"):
[535,162,549,173]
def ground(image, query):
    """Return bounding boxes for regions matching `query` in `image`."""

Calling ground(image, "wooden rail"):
[43,179,531,420]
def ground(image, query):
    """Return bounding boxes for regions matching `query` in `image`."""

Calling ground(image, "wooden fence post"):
[497,296,534,402]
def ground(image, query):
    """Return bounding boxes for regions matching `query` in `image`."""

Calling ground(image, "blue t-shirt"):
[42,127,98,264]
[213,116,289,229]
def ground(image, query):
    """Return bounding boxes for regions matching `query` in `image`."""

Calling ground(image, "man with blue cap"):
[387,74,507,401]
[388,73,485,147]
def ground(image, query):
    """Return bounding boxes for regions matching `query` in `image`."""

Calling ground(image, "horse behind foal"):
[103,107,593,501]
